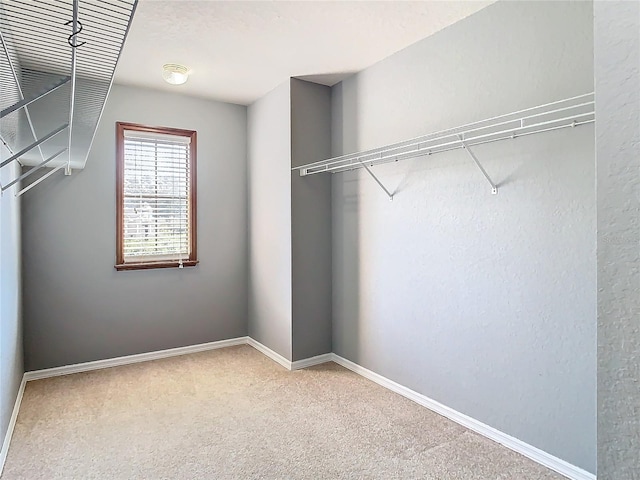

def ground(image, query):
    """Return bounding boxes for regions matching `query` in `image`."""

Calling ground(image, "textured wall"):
[595,1,640,479]
[247,82,293,360]
[332,0,596,472]
[248,79,334,362]
[290,79,332,361]
[21,85,248,370]
[0,152,23,450]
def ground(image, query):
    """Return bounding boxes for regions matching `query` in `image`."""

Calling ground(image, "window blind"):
[122,129,191,261]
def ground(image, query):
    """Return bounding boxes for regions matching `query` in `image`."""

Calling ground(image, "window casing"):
[116,122,197,270]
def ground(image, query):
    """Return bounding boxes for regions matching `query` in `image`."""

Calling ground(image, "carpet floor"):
[3,345,564,479]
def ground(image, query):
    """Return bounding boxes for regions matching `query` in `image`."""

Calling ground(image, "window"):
[115,122,197,270]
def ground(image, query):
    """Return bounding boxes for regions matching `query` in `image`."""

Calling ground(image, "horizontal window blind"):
[122,130,191,261]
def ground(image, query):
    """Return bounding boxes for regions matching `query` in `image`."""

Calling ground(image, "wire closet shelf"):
[0,0,138,196]
[293,92,595,198]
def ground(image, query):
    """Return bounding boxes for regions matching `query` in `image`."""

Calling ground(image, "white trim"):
[246,337,292,370]
[24,337,248,381]
[3,339,594,480]
[244,338,333,371]
[291,353,333,370]
[330,354,595,480]
[0,376,26,476]
[23,336,334,380]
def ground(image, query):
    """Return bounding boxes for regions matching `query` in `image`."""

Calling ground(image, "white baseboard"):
[24,337,249,381]
[291,353,334,370]
[23,337,332,380]
[0,376,26,477]
[5,339,594,480]
[245,337,292,370]
[330,354,595,480]
[244,339,334,371]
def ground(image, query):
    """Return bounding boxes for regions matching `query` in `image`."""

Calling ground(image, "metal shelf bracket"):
[360,161,394,201]
[1,31,48,165]
[0,123,68,169]
[16,165,65,197]
[0,76,71,119]
[457,135,498,195]
[1,148,67,193]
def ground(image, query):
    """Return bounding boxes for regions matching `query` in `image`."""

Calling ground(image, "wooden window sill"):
[115,260,199,271]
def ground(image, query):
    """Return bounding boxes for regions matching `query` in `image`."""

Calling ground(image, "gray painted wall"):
[331,1,595,473]
[21,84,248,370]
[595,1,640,479]
[290,79,332,361]
[0,153,23,448]
[248,79,333,362]
[248,82,293,360]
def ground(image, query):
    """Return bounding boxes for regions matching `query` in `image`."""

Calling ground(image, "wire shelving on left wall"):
[0,0,138,196]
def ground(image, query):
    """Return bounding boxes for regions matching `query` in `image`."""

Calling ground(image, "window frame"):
[115,122,198,271]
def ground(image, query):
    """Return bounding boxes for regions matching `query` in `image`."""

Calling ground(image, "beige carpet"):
[3,345,563,479]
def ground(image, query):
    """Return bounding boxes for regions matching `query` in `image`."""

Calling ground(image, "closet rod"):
[294,93,595,177]
[328,117,594,175]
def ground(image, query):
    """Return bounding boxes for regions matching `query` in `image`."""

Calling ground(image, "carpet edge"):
[246,338,292,370]
[23,337,250,381]
[0,375,26,477]
[330,353,596,480]
[291,353,334,370]
[10,340,595,480]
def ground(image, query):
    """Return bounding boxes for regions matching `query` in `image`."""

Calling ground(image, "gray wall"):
[290,79,332,361]
[331,0,595,473]
[248,82,293,360]
[595,1,640,479]
[22,84,248,370]
[0,154,23,449]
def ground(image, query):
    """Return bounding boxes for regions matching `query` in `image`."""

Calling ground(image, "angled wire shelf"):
[293,93,595,199]
[0,0,138,196]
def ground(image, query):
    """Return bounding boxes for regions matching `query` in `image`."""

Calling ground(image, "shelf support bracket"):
[360,161,394,201]
[1,148,67,193]
[1,77,71,119]
[16,165,65,197]
[458,135,498,195]
[0,123,69,169]
[1,31,48,165]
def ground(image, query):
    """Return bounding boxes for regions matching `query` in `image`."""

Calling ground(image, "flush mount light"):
[162,63,189,85]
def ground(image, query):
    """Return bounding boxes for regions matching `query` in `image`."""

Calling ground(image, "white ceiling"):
[114,0,494,106]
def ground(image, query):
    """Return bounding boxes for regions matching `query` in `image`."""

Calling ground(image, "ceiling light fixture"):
[162,63,189,85]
